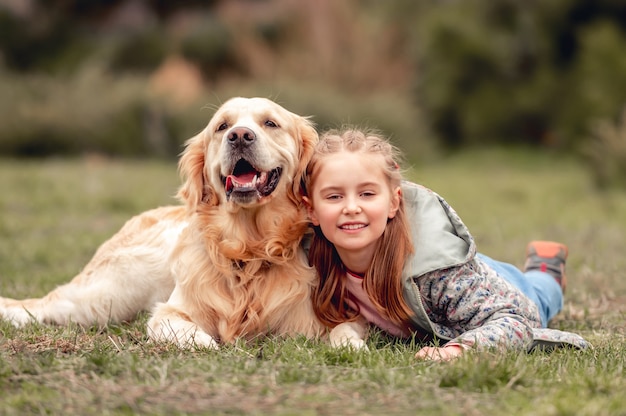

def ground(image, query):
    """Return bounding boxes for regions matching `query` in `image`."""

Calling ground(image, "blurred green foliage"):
[178,17,238,81]
[109,29,169,74]
[0,0,625,186]
[0,66,210,158]
[411,0,626,149]
[584,107,626,189]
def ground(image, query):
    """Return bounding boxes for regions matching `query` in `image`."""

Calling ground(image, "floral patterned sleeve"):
[418,259,542,351]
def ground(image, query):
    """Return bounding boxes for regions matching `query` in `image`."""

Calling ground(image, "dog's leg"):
[329,318,369,350]
[147,290,219,349]
[0,207,186,327]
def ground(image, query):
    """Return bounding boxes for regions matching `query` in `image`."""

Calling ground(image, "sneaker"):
[524,241,568,293]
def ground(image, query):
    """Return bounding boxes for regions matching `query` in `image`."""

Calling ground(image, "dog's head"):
[178,97,318,213]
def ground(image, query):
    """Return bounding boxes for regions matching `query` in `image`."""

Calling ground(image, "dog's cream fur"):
[0,97,362,348]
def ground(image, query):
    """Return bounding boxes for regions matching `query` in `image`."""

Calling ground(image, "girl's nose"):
[342,198,362,214]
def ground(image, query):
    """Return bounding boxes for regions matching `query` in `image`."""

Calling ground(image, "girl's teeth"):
[342,224,364,230]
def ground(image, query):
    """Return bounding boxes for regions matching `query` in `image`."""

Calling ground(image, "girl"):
[302,129,589,360]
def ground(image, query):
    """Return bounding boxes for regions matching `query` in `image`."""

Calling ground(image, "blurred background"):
[1,0,625,189]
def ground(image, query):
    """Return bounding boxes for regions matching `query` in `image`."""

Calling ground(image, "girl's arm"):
[418,260,540,355]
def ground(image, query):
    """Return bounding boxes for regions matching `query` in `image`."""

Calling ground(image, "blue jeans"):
[477,253,563,327]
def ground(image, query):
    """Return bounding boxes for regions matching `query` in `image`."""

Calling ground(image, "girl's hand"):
[415,344,464,361]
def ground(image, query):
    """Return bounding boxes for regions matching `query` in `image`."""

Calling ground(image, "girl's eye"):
[361,191,376,198]
[265,120,278,128]
[217,122,228,132]
[326,194,341,200]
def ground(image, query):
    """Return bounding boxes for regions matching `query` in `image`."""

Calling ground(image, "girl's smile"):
[339,222,368,231]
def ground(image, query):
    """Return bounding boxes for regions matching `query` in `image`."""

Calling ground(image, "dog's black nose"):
[227,127,256,148]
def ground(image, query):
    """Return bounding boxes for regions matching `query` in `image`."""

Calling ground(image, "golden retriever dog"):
[0,96,349,348]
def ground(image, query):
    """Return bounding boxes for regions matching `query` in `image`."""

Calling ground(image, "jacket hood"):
[401,181,476,279]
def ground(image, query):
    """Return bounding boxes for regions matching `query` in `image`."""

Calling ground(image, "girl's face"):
[304,150,401,272]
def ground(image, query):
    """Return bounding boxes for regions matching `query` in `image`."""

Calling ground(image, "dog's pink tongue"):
[228,172,256,186]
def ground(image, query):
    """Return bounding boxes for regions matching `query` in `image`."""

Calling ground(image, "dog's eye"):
[217,122,228,132]
[264,120,278,128]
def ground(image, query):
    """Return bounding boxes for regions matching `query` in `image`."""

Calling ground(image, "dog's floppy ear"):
[289,116,318,206]
[177,131,217,210]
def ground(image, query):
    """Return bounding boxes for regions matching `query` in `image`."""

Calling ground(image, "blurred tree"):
[559,21,626,144]
[584,107,626,189]
[109,28,169,73]
[178,14,240,82]
[0,5,90,73]
[410,0,626,150]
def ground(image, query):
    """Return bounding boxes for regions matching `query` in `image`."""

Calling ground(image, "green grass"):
[1,151,625,415]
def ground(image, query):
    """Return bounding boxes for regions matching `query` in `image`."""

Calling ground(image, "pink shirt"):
[344,272,413,338]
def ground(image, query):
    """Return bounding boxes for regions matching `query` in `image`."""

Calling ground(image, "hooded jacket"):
[400,181,589,351]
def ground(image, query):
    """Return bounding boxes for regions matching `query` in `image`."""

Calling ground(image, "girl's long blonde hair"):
[302,129,415,327]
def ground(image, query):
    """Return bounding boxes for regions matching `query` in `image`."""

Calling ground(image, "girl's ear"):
[388,186,402,219]
[302,196,320,226]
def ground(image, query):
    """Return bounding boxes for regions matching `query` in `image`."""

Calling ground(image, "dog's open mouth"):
[223,159,282,202]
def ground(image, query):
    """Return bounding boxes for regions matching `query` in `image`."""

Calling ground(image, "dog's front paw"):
[147,316,219,350]
[329,321,369,350]
[0,305,33,327]
[186,330,219,349]
[331,336,368,350]
[155,327,219,350]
